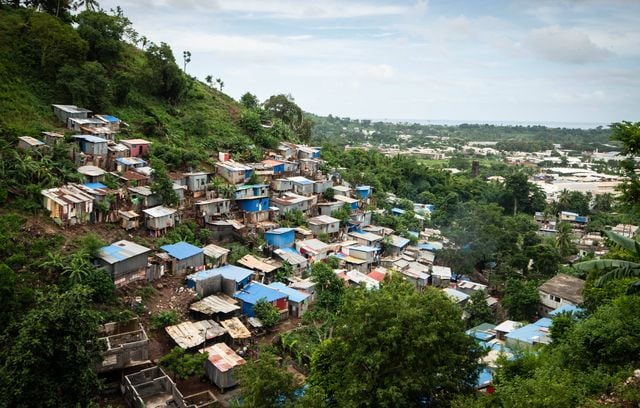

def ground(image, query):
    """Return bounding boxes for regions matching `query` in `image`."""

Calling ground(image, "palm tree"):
[573,230,640,290]
[63,251,95,285]
[556,222,575,257]
[74,0,99,11]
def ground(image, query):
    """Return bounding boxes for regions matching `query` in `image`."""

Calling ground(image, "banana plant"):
[573,230,640,291]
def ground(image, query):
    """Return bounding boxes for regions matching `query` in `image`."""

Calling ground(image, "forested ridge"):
[0,2,639,408]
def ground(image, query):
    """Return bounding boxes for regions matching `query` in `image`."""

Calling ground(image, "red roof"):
[367,270,386,282]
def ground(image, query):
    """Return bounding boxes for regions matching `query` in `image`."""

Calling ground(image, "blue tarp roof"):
[74,135,108,143]
[187,264,253,283]
[100,115,119,122]
[268,282,310,303]
[476,368,494,388]
[235,282,287,304]
[506,318,552,345]
[84,182,107,190]
[549,304,584,316]
[417,243,437,251]
[160,242,203,260]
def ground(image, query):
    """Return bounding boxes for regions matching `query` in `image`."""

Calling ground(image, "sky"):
[99,0,640,125]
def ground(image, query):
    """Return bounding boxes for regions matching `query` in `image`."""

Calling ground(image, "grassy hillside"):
[0,6,261,166]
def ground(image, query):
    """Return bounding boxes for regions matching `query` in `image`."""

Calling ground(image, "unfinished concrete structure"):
[123,366,217,408]
[97,318,149,373]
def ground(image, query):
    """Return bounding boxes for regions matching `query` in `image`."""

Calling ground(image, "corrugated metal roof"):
[201,342,246,372]
[308,215,340,225]
[190,294,240,315]
[237,255,281,274]
[166,320,226,349]
[142,205,177,218]
[18,136,45,146]
[202,244,230,259]
[77,165,106,177]
[349,231,383,242]
[268,282,309,303]
[116,157,146,166]
[160,241,203,260]
[234,282,287,304]
[99,240,151,264]
[187,264,253,283]
[220,317,251,340]
[120,138,151,145]
[287,176,313,185]
[73,135,108,143]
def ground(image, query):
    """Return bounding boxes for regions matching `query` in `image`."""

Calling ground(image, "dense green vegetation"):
[310,114,616,152]
[0,2,639,407]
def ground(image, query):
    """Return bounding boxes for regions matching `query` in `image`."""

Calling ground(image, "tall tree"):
[150,159,179,207]
[610,121,640,216]
[502,279,540,321]
[309,277,483,406]
[464,290,494,329]
[235,352,299,408]
[0,287,103,407]
[556,222,576,258]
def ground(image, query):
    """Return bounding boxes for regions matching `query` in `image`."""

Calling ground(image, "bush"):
[253,298,280,329]
[150,310,180,330]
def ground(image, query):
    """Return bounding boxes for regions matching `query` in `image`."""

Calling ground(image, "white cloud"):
[524,26,612,63]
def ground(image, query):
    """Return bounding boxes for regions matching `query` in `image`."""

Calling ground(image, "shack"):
[202,244,230,268]
[189,294,240,321]
[237,254,282,283]
[97,240,152,287]
[268,282,310,317]
[128,186,161,209]
[186,265,253,297]
[431,265,452,287]
[72,135,109,156]
[159,241,204,275]
[274,247,308,275]
[220,317,252,346]
[196,198,231,222]
[538,273,585,316]
[118,210,140,230]
[264,227,295,249]
[308,215,341,236]
[349,231,383,248]
[142,206,177,236]
[120,139,151,157]
[201,342,246,391]
[234,282,288,318]
[97,318,149,373]
[184,172,210,194]
[52,104,90,123]
[165,320,227,349]
[216,160,252,184]
[41,184,94,226]
[17,136,45,151]
[287,176,315,196]
[78,165,106,183]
